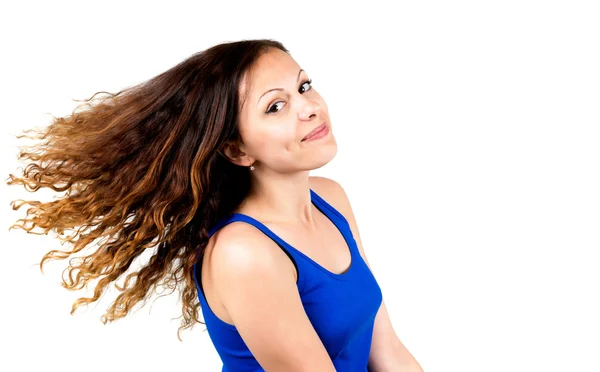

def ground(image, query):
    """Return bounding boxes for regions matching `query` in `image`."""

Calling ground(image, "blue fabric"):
[192,189,383,371]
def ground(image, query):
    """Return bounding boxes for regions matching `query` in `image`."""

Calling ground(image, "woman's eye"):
[299,79,313,94]
[266,101,284,114]
[266,79,313,114]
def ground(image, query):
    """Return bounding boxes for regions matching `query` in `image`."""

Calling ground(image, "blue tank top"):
[192,189,383,371]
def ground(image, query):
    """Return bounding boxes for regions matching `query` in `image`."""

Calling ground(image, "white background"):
[1,1,598,371]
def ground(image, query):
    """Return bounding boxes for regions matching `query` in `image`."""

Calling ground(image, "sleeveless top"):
[192,189,383,371]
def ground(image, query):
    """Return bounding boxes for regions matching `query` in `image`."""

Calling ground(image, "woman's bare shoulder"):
[309,175,351,214]
[208,220,298,282]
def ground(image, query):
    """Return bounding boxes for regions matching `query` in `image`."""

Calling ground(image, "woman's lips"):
[302,123,328,141]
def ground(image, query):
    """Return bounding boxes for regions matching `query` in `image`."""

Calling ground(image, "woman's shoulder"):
[207,219,298,280]
[211,221,281,259]
[309,176,352,216]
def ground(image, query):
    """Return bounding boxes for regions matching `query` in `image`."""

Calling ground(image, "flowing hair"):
[6,38,289,340]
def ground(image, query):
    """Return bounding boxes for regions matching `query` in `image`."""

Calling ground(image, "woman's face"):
[234,48,337,174]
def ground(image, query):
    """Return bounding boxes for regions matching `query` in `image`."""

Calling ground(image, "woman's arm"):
[211,222,337,371]
[367,300,424,371]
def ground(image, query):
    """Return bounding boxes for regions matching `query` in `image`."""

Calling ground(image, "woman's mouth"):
[301,123,329,142]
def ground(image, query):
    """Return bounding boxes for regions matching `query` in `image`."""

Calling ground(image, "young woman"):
[8,39,422,371]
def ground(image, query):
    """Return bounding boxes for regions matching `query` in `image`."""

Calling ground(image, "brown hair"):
[6,38,289,340]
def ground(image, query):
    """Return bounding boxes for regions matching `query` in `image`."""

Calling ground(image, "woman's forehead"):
[248,52,300,93]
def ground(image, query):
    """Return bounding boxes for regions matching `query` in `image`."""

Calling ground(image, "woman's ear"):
[220,141,254,167]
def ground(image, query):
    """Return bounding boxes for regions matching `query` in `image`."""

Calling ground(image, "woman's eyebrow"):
[257,68,305,106]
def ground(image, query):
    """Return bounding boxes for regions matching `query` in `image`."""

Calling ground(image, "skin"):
[223,47,337,226]
[208,48,423,371]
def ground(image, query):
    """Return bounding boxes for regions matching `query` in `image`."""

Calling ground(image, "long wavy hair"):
[6,38,289,340]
